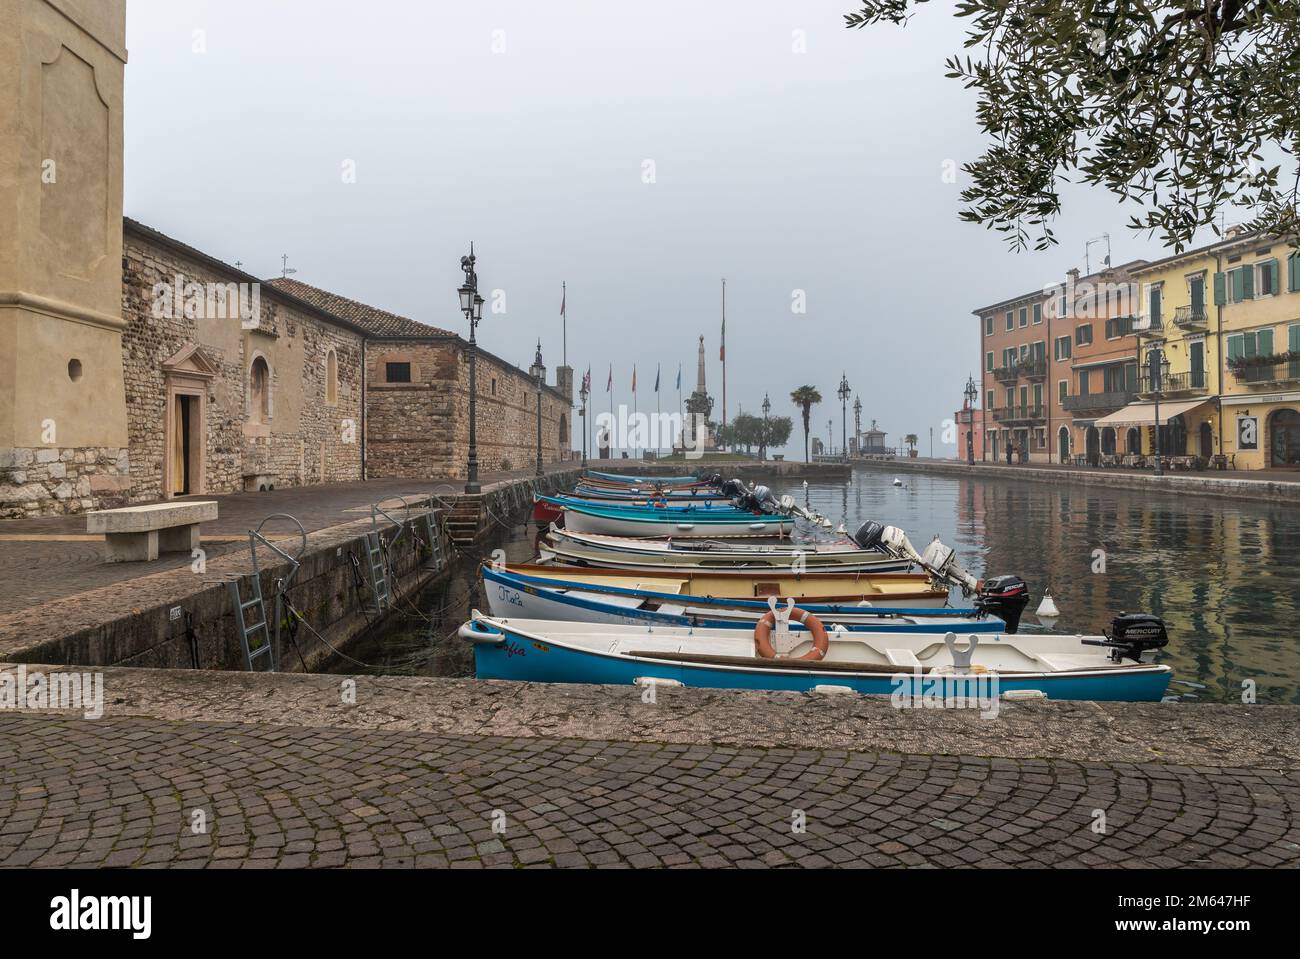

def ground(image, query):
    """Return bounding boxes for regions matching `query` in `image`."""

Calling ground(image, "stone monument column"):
[0,0,131,516]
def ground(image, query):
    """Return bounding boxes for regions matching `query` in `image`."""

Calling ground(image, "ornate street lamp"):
[963,373,978,466]
[760,393,771,462]
[579,370,590,468]
[852,395,862,458]
[458,245,485,494]
[837,373,851,464]
[1147,346,1171,476]
[530,340,545,477]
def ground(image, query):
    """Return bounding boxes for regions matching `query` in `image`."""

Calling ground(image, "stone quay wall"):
[858,456,1300,503]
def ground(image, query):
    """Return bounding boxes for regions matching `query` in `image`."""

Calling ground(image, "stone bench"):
[86,501,219,563]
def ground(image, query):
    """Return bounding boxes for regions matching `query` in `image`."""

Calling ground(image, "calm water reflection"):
[803,467,1300,705]
[332,468,1300,705]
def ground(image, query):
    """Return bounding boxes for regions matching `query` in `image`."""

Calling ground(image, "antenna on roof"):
[1085,233,1111,274]
[280,254,297,279]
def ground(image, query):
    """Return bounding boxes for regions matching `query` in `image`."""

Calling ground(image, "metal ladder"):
[421,508,447,572]
[363,530,391,614]
[226,513,307,672]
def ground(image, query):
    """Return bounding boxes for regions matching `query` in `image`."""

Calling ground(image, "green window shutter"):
[1243,265,1255,299]
[1190,278,1205,312]
[1290,324,1300,352]
[1214,271,1226,305]
[1290,255,1300,293]
[1227,334,1243,361]
[1033,303,1041,324]
[1231,268,1244,302]
[1267,259,1280,295]
[1260,328,1274,355]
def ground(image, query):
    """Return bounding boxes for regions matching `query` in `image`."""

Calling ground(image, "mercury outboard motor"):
[851,521,886,551]
[1083,613,1169,663]
[974,575,1030,634]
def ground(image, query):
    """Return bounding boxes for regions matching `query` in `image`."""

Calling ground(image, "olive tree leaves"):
[846,1,1300,251]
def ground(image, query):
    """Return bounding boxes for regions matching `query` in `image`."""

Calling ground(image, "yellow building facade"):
[1215,237,1300,469]
[1060,230,1300,471]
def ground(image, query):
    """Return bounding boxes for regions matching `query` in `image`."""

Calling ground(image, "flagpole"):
[656,363,661,458]
[561,281,567,368]
[721,278,728,451]
[632,365,638,460]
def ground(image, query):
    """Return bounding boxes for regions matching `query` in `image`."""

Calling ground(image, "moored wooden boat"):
[459,613,1173,702]
[541,525,902,573]
[550,497,797,538]
[482,563,999,630]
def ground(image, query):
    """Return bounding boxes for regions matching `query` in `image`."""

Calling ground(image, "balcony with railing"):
[1020,357,1047,381]
[1137,370,1210,395]
[991,404,1046,425]
[992,365,1020,385]
[1173,305,1209,331]
[1230,355,1300,387]
[1061,390,1136,414]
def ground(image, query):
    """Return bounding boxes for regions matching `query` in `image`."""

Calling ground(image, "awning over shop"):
[1093,398,1211,427]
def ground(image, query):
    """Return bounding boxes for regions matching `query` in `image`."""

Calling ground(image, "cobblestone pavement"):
[2,714,1297,868]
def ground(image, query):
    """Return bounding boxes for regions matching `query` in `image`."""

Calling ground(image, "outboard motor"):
[974,575,1030,634]
[720,478,746,499]
[1083,613,1169,663]
[851,521,886,551]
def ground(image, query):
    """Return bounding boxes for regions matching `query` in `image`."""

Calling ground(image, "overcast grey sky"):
[124,0,1193,456]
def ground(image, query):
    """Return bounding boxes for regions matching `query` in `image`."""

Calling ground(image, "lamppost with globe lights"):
[1147,346,1171,476]
[760,393,771,462]
[836,373,851,464]
[457,245,486,494]
[530,340,545,477]
[963,374,978,465]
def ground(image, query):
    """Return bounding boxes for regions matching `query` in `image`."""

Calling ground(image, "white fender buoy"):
[1036,589,1060,619]
[892,478,903,487]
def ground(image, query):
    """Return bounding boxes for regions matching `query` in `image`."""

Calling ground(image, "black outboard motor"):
[720,478,746,500]
[974,575,1030,634]
[851,521,885,551]
[1084,613,1169,663]
[699,471,724,486]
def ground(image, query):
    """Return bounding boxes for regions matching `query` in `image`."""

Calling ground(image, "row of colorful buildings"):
[966,228,1300,471]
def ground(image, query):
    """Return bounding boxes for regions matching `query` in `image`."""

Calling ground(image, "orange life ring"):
[754,606,829,661]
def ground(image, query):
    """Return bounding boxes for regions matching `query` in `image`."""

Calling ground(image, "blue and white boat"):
[482,563,1002,632]
[542,493,754,514]
[586,469,704,485]
[544,496,798,538]
[459,612,1174,703]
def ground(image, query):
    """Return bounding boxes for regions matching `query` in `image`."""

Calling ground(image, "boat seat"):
[885,649,923,668]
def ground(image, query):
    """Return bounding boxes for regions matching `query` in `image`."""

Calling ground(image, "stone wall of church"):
[120,229,364,502]
[365,339,571,478]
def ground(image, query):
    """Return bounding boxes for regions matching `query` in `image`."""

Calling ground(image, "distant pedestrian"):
[1005,441,1013,466]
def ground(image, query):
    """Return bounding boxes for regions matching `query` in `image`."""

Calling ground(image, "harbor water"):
[329,467,1300,705]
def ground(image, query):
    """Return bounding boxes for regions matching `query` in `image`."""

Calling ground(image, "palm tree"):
[904,433,919,457]
[789,386,822,462]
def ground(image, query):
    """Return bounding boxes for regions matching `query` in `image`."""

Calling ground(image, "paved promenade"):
[0,466,583,617]
[2,668,1297,868]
